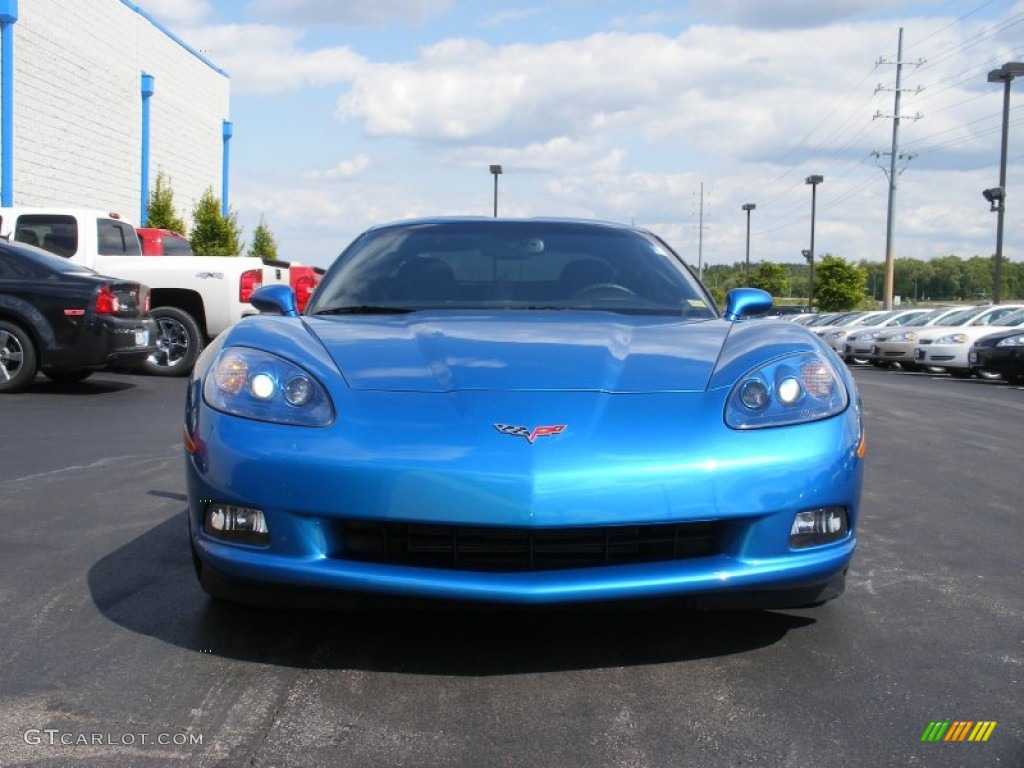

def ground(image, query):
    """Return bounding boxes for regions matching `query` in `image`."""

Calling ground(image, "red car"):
[289,264,323,312]
[136,227,192,255]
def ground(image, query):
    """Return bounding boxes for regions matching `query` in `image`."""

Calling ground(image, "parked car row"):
[780,304,1024,383]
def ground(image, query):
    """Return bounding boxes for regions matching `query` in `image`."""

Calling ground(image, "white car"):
[871,306,1003,371]
[913,306,1024,378]
[837,308,934,364]
[811,311,892,354]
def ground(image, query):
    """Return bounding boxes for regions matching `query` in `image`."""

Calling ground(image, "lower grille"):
[336,520,720,572]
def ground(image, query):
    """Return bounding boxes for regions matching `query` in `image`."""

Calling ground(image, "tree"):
[749,261,788,298]
[145,171,187,234]
[814,254,866,311]
[189,187,244,256]
[247,216,279,260]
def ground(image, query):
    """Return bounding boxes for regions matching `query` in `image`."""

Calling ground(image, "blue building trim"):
[120,1,229,79]
[222,120,233,217]
[1,0,18,207]
[140,72,154,224]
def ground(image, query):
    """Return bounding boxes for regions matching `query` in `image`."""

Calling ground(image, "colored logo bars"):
[921,721,997,742]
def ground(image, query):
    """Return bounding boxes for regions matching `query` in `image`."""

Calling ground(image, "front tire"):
[0,321,38,393]
[143,307,203,377]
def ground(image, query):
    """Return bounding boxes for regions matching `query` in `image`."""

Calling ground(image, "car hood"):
[304,312,730,393]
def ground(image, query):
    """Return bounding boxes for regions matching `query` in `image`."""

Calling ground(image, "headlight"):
[203,348,335,426]
[725,352,849,429]
[933,333,968,345]
[887,331,916,342]
[996,334,1024,347]
[826,331,846,341]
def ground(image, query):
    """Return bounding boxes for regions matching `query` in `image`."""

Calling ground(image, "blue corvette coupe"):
[185,218,864,609]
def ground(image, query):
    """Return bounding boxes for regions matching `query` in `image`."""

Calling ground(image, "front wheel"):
[143,307,203,377]
[0,320,38,393]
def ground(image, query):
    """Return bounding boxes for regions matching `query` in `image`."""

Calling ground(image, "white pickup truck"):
[0,207,290,376]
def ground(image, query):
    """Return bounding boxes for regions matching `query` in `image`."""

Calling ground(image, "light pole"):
[805,175,823,310]
[802,249,813,309]
[742,203,756,283]
[986,62,1024,304]
[489,164,503,218]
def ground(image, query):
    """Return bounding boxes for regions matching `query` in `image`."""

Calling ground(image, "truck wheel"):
[143,307,203,377]
[0,320,39,393]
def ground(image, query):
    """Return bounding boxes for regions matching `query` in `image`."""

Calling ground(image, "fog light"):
[790,506,848,548]
[205,503,269,546]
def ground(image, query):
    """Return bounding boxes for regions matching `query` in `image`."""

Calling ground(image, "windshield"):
[995,309,1024,326]
[854,311,897,326]
[308,220,716,317]
[943,308,985,326]
[903,309,948,326]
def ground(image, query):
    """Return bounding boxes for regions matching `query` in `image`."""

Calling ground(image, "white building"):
[0,0,231,225]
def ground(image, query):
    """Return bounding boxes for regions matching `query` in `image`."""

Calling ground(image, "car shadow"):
[25,374,138,395]
[87,512,816,676]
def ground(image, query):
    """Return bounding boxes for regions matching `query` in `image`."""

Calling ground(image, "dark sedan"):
[0,239,156,392]
[968,327,1024,383]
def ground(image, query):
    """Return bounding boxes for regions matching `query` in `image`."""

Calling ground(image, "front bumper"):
[913,343,968,369]
[871,340,914,364]
[186,389,863,607]
[969,346,1024,377]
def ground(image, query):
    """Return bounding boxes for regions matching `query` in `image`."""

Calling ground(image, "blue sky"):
[138,0,1024,270]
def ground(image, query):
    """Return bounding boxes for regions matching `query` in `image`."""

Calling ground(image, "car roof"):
[363,216,656,237]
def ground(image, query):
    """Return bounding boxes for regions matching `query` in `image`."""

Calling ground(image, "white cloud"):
[447,137,623,173]
[304,154,373,179]
[688,0,904,29]
[480,8,542,28]
[337,32,692,143]
[182,24,366,94]
[244,0,453,27]
[136,0,213,26]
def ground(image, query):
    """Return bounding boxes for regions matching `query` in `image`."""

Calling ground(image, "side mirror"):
[723,288,773,321]
[250,284,299,318]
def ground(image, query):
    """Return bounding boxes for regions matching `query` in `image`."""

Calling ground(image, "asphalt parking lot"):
[0,366,1021,767]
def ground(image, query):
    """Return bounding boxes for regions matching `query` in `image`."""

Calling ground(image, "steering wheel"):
[572,283,637,299]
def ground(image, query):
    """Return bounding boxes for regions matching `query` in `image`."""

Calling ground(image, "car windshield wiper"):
[313,305,415,315]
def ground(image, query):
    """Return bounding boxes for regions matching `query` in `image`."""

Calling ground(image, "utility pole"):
[873,28,923,309]
[697,182,705,279]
